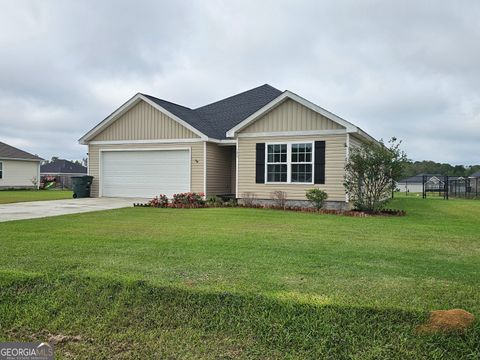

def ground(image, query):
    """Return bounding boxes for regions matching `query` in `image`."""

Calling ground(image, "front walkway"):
[0,197,144,222]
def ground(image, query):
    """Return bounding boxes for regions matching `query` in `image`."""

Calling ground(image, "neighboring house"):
[469,171,480,178]
[396,174,445,193]
[0,141,43,189]
[79,84,376,209]
[40,159,87,189]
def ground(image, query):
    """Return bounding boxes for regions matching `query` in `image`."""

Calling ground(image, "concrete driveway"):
[0,197,145,222]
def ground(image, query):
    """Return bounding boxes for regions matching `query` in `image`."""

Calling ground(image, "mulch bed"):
[133,203,406,217]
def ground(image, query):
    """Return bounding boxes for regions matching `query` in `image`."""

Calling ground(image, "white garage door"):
[101,150,190,198]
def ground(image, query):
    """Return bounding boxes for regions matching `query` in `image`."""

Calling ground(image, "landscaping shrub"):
[171,192,206,208]
[306,188,328,210]
[241,192,257,206]
[271,190,287,209]
[344,137,407,212]
[206,195,223,207]
[148,194,169,208]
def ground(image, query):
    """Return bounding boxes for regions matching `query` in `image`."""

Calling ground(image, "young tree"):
[344,137,407,212]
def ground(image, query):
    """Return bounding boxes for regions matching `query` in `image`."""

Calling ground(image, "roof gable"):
[0,141,43,161]
[92,100,199,141]
[226,91,360,137]
[79,94,208,144]
[239,98,345,134]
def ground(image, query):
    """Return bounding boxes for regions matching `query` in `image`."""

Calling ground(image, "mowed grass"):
[0,190,72,204]
[0,197,479,359]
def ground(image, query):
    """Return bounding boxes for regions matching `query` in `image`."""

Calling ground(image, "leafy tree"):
[402,160,480,177]
[344,138,407,212]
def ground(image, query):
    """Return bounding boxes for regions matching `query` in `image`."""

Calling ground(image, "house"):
[0,141,43,189]
[396,174,445,193]
[79,84,376,209]
[40,159,87,189]
[469,171,480,178]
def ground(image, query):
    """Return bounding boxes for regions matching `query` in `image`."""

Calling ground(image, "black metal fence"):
[448,177,480,199]
[422,176,480,200]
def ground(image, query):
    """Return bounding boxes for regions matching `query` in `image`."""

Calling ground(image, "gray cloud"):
[0,0,479,163]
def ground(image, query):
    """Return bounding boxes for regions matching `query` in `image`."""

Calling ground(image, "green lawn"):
[0,190,73,204]
[0,197,478,359]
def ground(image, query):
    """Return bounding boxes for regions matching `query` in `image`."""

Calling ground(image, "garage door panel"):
[101,150,190,198]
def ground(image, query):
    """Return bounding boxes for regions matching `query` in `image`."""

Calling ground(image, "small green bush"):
[305,188,328,210]
[206,195,223,207]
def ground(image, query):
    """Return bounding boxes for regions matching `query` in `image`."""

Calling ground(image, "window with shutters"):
[265,142,314,184]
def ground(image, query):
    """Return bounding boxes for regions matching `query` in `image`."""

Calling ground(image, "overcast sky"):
[1,1,479,164]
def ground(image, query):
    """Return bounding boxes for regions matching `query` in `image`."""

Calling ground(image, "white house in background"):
[0,141,43,189]
[396,174,444,193]
[469,171,480,178]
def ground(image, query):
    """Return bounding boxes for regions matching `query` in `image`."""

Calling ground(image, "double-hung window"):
[0,162,2,179]
[266,142,313,183]
[266,144,287,182]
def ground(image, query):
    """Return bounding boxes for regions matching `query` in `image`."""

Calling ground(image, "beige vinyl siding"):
[88,142,204,197]
[349,134,365,150]
[92,100,199,141]
[230,148,236,194]
[0,160,40,189]
[241,99,345,133]
[205,143,234,195]
[237,135,347,201]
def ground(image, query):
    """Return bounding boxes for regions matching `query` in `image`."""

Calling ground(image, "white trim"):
[237,129,346,138]
[264,141,314,185]
[79,93,208,144]
[345,133,350,203]
[208,138,236,145]
[98,147,191,197]
[235,138,239,198]
[0,157,42,162]
[37,162,40,189]
[89,138,203,145]
[227,91,358,138]
[203,141,207,196]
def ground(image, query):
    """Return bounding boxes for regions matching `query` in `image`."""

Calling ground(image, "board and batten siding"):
[88,142,204,197]
[92,100,199,141]
[205,143,234,195]
[237,135,347,201]
[241,99,345,133]
[0,160,40,189]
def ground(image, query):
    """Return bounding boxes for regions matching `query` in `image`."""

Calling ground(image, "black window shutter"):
[255,143,265,184]
[314,141,326,184]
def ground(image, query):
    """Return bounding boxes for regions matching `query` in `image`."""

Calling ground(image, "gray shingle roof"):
[143,84,282,139]
[469,171,480,178]
[0,141,43,161]
[41,159,87,174]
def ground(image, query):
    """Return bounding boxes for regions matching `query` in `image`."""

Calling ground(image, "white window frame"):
[265,141,314,184]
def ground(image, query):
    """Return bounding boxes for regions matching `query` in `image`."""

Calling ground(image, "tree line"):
[402,161,480,178]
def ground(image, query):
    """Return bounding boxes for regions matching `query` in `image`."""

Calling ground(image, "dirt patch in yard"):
[416,309,475,335]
